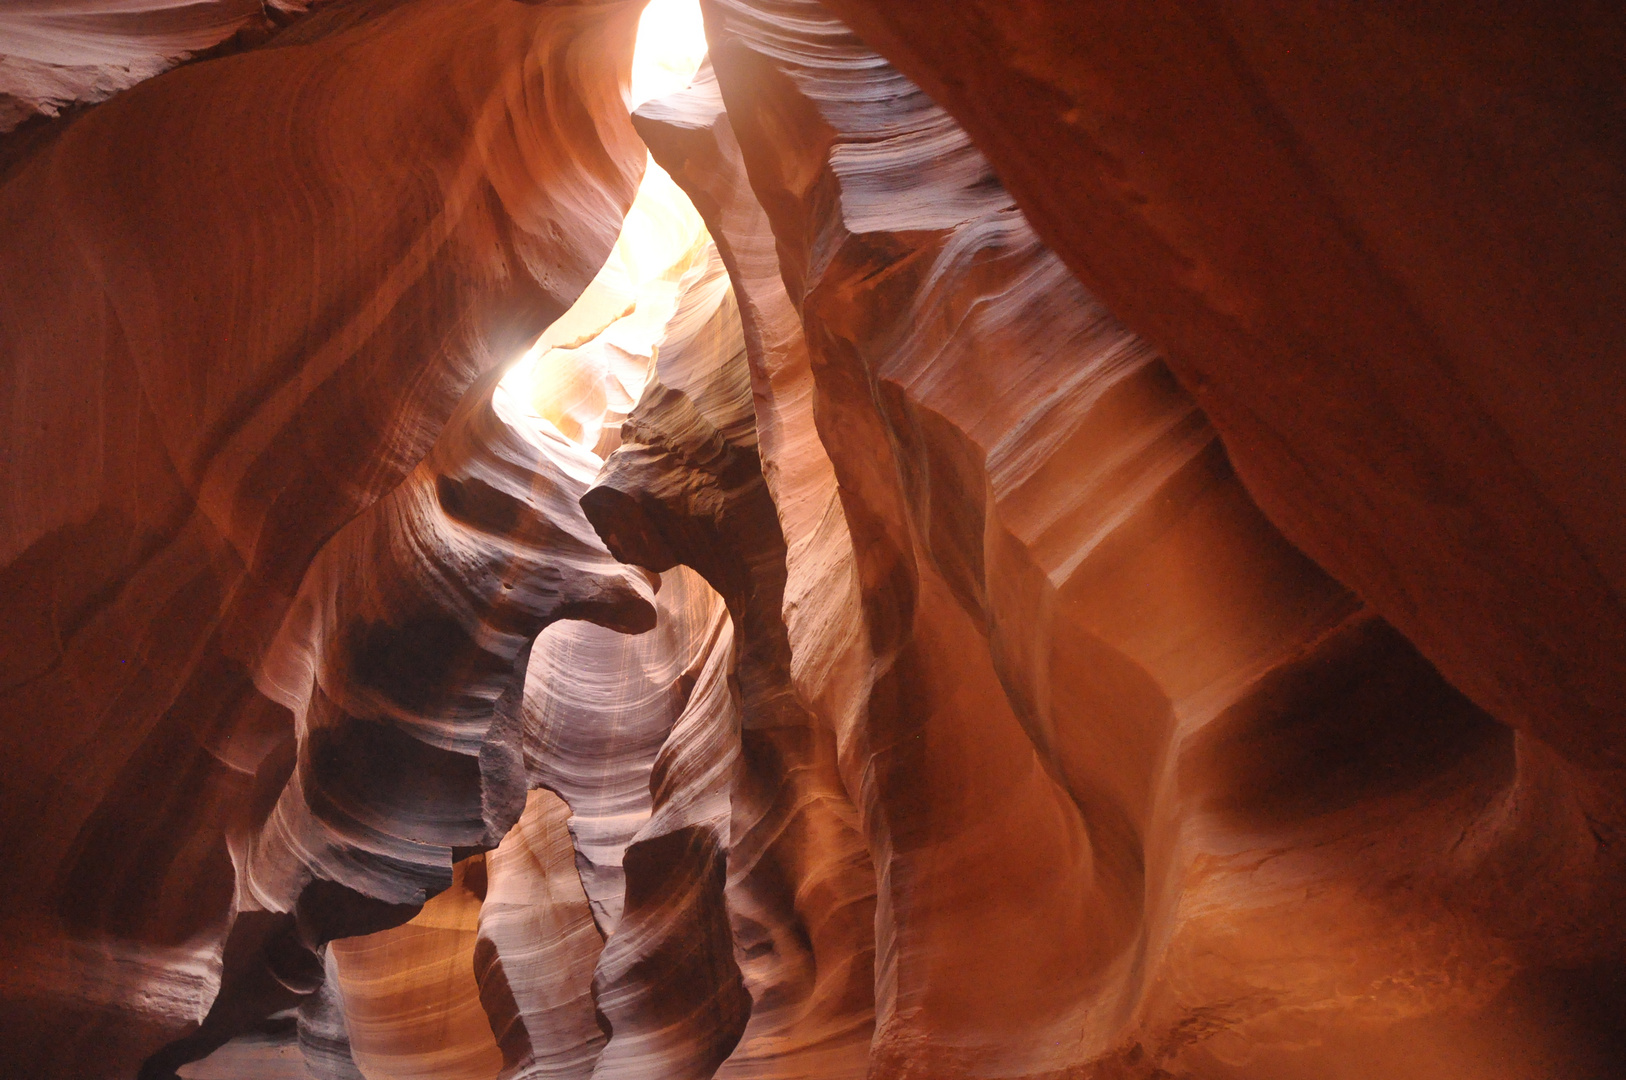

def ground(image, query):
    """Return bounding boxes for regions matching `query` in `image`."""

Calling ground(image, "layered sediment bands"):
[347,564,733,1080]
[524,566,724,941]
[815,0,1626,779]
[585,206,878,1080]
[475,789,605,1080]
[0,0,324,134]
[4,1,1623,1078]
[298,949,366,1080]
[518,562,746,1080]
[573,246,759,1080]
[0,1,644,1075]
[586,598,747,1080]
[245,379,655,914]
[628,71,879,1080]
[705,2,1624,1075]
[330,858,503,1080]
[144,377,656,1077]
[706,10,1162,1068]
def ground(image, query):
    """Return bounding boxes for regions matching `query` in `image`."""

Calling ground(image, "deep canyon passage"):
[1,1,1624,1078]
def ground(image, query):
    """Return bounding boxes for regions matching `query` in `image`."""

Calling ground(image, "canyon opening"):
[1,2,1623,1080]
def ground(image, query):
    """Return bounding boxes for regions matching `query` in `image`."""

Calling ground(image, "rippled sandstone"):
[815,0,1626,783]
[1,1,1623,1079]
[700,2,1625,1075]
[0,1,646,1074]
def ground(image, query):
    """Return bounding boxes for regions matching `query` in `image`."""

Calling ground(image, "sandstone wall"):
[2,2,1622,1078]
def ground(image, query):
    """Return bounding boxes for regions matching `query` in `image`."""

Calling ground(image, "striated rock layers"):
[694,3,1626,1076]
[814,0,1626,786]
[1,1,1623,1079]
[0,0,331,134]
[145,375,659,1076]
[0,0,647,1075]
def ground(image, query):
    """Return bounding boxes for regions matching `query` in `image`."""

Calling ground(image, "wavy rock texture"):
[474,788,605,1080]
[583,589,745,1080]
[143,376,656,1078]
[502,157,713,457]
[525,565,724,945]
[815,0,1626,785]
[572,229,761,1080]
[243,380,655,915]
[3,1,1624,1079]
[510,560,737,1080]
[297,948,367,1080]
[166,953,365,1080]
[702,1,1626,1076]
[477,135,770,1080]
[0,1,646,1075]
[630,68,877,1080]
[0,0,325,133]
[329,857,503,1080]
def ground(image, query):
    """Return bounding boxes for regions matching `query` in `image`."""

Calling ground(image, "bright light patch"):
[500,159,710,453]
[498,0,713,457]
[629,0,708,108]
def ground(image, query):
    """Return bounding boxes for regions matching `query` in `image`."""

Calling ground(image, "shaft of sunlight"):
[629,0,708,109]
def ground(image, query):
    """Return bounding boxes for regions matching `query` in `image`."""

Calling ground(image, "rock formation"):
[696,5,1625,1075]
[814,0,1626,782]
[1,1,1623,1078]
[0,0,646,1073]
[0,0,330,134]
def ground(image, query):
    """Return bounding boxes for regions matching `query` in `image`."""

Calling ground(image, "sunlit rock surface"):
[139,374,656,1077]
[501,159,713,457]
[0,0,334,133]
[1,0,1623,1078]
[0,0,645,1074]
[474,789,604,1080]
[330,858,504,1080]
[630,66,877,1080]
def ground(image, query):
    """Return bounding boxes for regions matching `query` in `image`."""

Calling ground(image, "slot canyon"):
[1,0,1624,1077]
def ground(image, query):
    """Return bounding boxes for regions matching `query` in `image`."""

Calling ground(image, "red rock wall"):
[699,1,1626,1075]
[0,0,333,134]
[581,249,875,1078]
[814,0,1626,780]
[632,66,880,1080]
[475,789,604,1080]
[0,1,646,1075]
[2,1,1623,1078]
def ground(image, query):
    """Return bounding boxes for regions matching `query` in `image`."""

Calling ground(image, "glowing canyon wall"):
[0,1,1622,1079]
